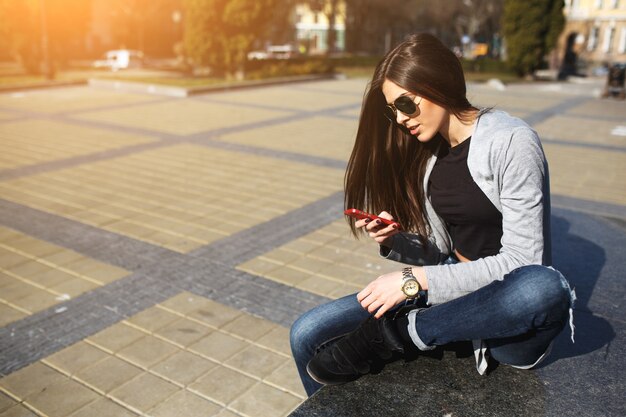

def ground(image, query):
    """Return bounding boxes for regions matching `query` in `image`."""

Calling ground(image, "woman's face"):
[382,79,448,143]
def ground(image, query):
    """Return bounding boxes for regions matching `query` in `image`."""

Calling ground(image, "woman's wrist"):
[410,266,428,290]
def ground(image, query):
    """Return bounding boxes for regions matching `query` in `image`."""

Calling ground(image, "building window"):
[610,0,618,9]
[603,26,615,53]
[619,28,626,53]
[588,26,600,51]
[595,0,603,9]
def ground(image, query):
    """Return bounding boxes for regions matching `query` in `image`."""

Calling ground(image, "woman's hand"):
[357,270,407,319]
[354,211,400,248]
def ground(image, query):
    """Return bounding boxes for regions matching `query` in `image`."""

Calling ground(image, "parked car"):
[267,44,299,59]
[247,44,299,60]
[247,50,271,60]
[93,50,144,71]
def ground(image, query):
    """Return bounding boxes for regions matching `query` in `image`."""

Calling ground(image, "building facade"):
[294,2,346,55]
[562,0,626,65]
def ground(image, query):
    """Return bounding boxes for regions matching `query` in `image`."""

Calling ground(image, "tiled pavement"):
[0,77,624,417]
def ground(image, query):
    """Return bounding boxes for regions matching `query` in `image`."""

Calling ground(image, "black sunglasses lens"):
[395,96,416,115]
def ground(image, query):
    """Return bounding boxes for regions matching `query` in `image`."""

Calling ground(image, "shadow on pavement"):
[539,214,615,366]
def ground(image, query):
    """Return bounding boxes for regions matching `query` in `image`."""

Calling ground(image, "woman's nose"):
[396,111,409,124]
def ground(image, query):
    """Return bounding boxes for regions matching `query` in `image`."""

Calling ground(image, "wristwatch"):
[401,267,421,299]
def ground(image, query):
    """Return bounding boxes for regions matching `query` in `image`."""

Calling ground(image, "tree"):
[0,0,91,76]
[183,0,284,78]
[344,0,419,55]
[502,0,564,76]
[108,0,182,57]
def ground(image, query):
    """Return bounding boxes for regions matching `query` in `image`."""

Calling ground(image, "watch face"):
[402,280,419,297]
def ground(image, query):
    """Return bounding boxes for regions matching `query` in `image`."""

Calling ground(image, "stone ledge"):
[88,73,338,98]
[289,344,545,417]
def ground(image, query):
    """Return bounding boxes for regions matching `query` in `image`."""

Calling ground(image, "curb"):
[88,73,339,97]
[0,79,87,94]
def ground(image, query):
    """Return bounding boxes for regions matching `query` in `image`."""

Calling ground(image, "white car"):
[93,50,144,71]
[247,45,299,60]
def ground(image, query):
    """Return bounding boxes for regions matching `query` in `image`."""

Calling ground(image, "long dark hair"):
[344,33,478,241]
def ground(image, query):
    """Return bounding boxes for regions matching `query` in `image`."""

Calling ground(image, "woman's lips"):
[408,125,420,135]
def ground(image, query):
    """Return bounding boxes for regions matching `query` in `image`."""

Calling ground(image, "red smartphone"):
[344,208,401,229]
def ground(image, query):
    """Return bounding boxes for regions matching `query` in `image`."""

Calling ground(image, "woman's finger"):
[367,299,384,314]
[377,211,395,221]
[355,218,373,229]
[357,286,372,302]
[374,302,393,319]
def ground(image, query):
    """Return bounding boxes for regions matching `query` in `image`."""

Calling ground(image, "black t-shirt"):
[428,137,503,260]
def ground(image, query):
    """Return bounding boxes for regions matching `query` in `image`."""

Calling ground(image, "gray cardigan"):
[382,109,552,305]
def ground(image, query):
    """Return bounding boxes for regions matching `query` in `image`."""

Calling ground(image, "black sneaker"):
[306,310,408,386]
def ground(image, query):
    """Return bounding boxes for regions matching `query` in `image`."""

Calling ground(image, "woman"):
[290,33,574,396]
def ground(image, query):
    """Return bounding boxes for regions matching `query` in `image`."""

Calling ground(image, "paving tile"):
[153,317,212,348]
[5,260,50,279]
[125,306,180,333]
[0,252,27,271]
[73,100,292,135]
[566,98,626,118]
[0,404,39,417]
[296,275,350,297]
[1,146,342,252]
[62,258,113,277]
[0,271,12,288]
[0,119,156,170]
[109,373,180,414]
[26,378,100,417]
[25,268,77,288]
[216,116,357,161]
[288,256,334,274]
[189,366,256,405]
[0,88,156,114]
[256,326,292,356]
[39,251,85,267]
[264,266,312,286]
[534,115,625,147]
[74,356,143,394]
[212,409,240,417]
[188,331,247,362]
[147,390,221,417]
[43,341,109,376]
[3,239,60,258]
[0,303,27,327]
[229,383,302,417]
[261,249,302,265]
[225,345,289,379]
[68,397,138,417]
[265,361,307,398]
[237,257,281,275]
[10,288,59,312]
[86,323,146,353]
[207,85,360,111]
[0,363,67,400]
[0,280,36,302]
[543,143,626,206]
[169,295,243,329]
[0,393,16,413]
[150,351,217,386]
[117,335,179,369]
[220,314,280,342]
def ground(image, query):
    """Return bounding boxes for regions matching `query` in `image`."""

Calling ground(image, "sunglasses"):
[384,95,423,123]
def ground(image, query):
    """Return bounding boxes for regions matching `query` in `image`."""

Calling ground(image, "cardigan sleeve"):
[423,126,549,305]
[379,232,449,266]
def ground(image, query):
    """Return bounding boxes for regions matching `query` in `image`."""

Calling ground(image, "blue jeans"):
[290,261,573,396]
